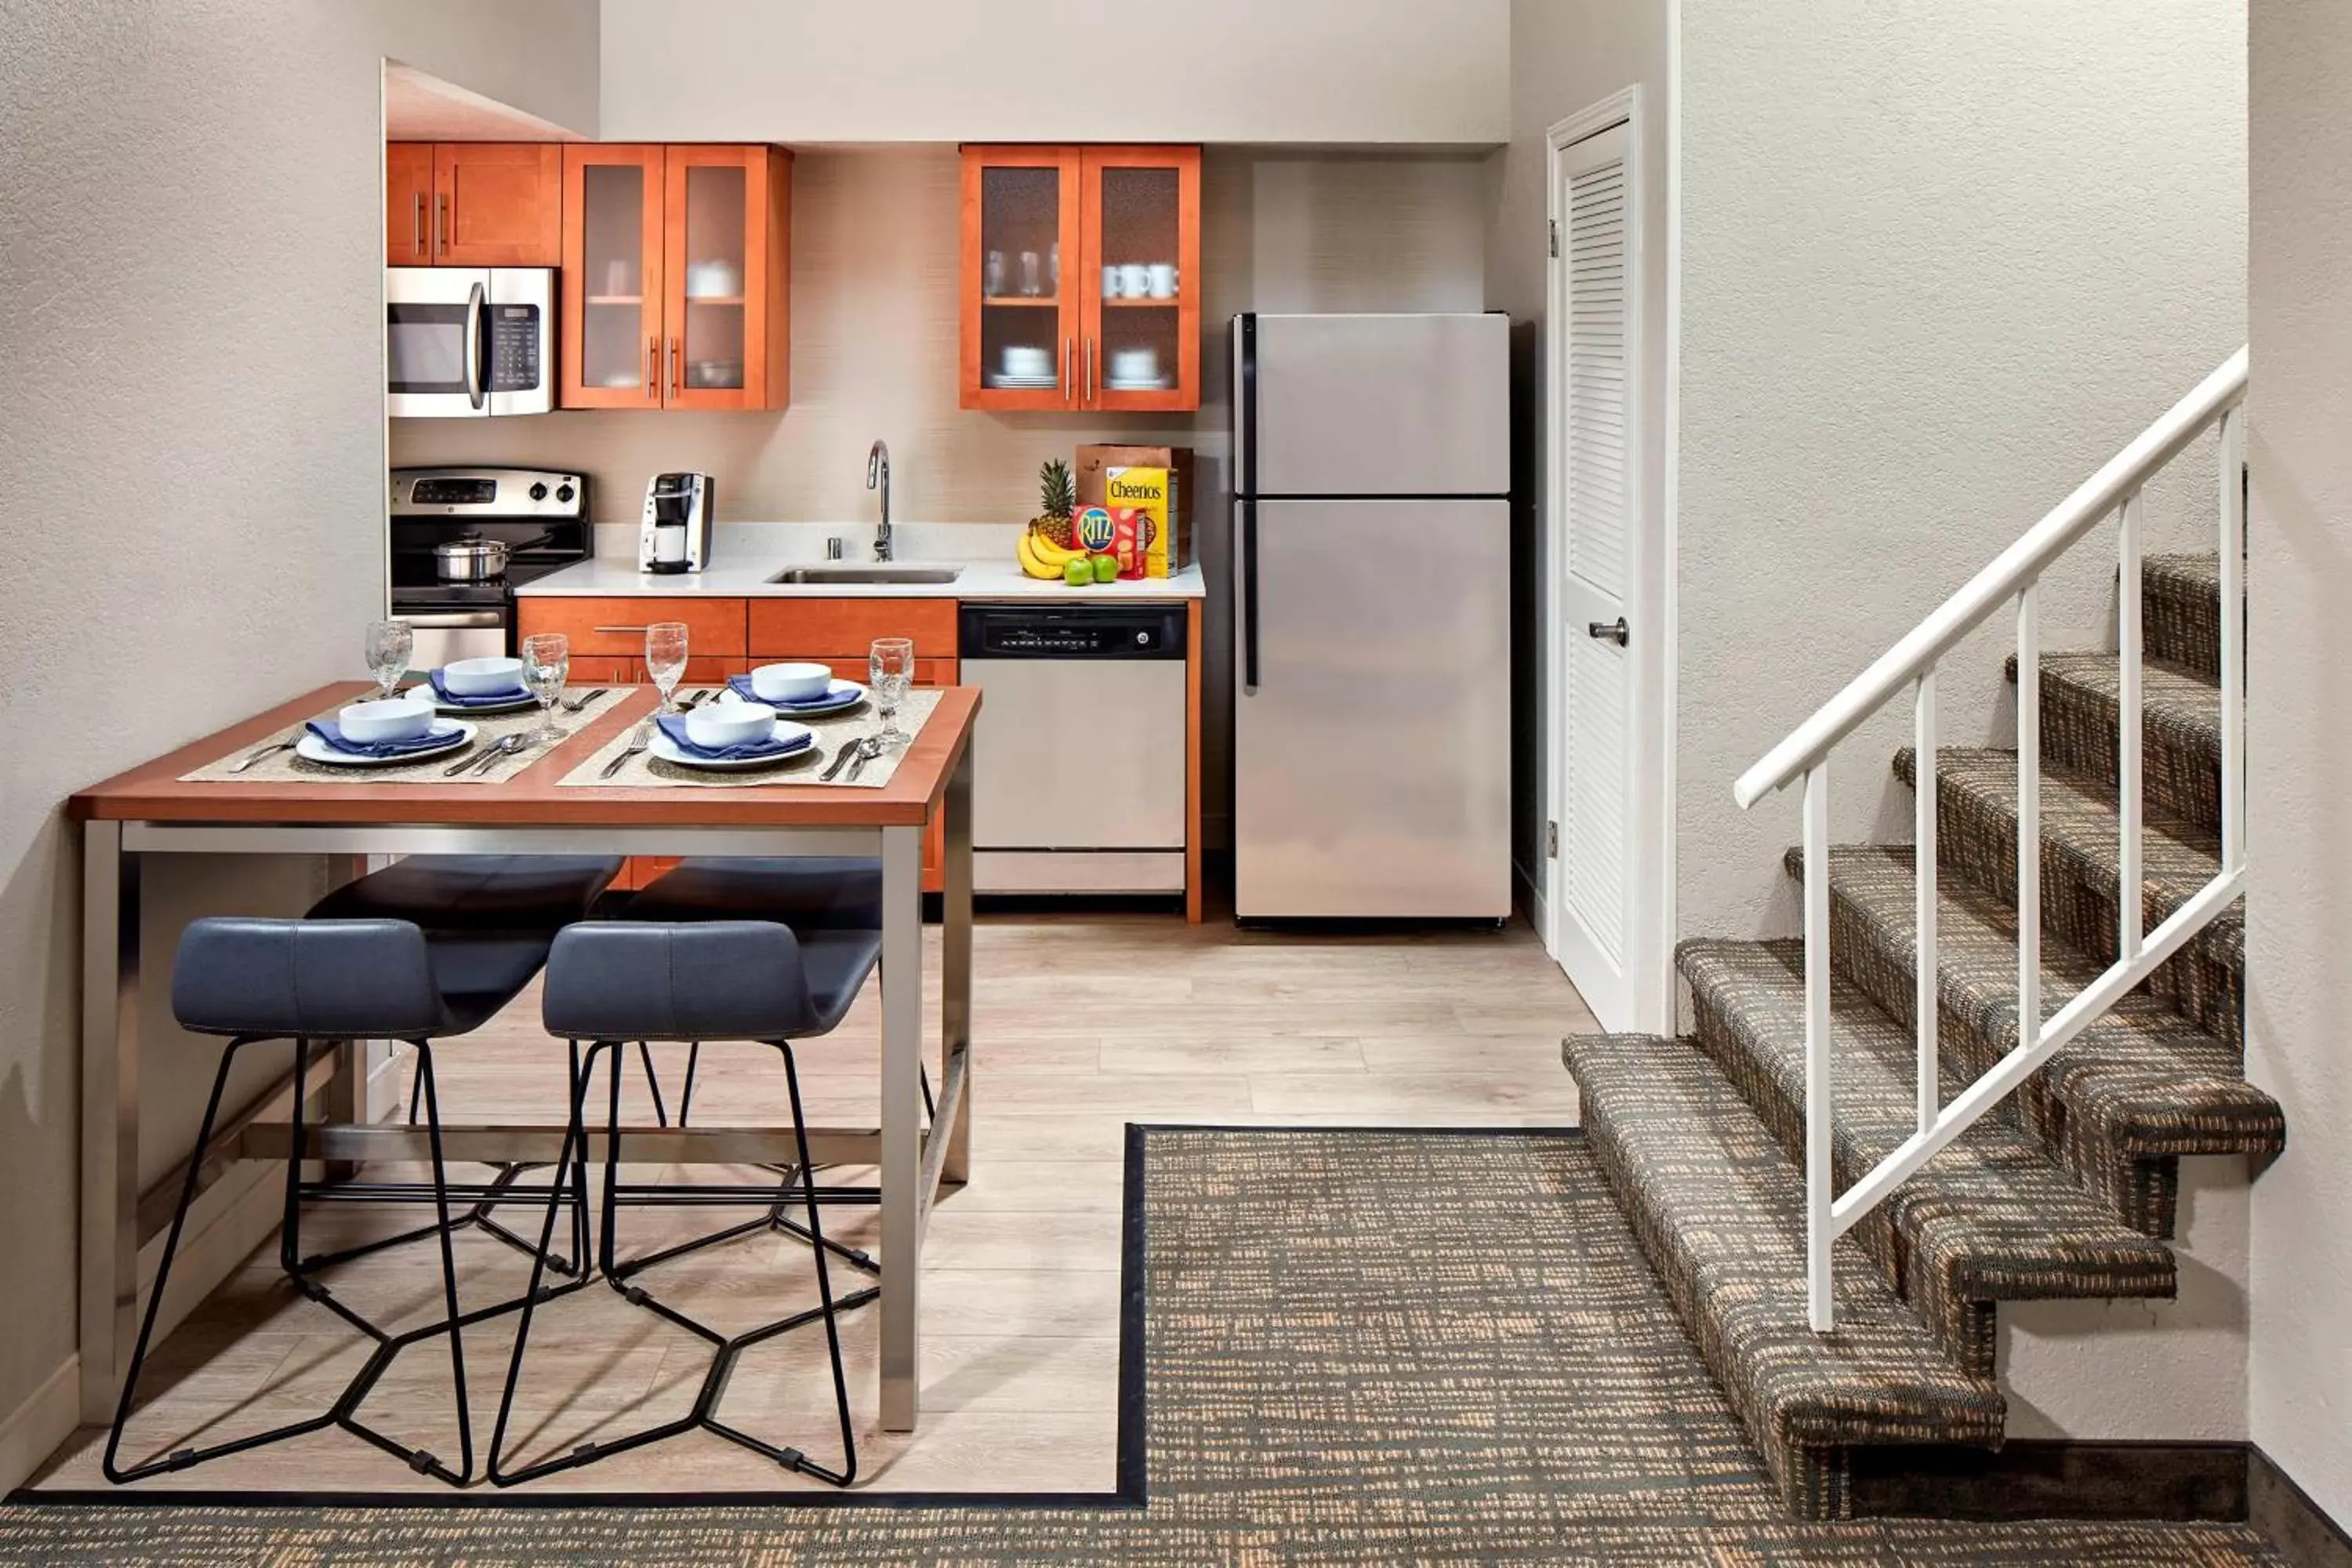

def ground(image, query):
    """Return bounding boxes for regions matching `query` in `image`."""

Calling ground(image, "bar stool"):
[490,919,881,1488]
[310,855,622,1261]
[104,916,581,1488]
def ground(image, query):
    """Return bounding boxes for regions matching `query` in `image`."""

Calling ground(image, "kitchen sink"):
[766,565,964,586]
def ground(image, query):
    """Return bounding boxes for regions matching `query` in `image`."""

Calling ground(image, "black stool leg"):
[415,1044,474,1481]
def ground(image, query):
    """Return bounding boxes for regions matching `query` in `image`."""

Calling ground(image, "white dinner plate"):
[408,681,537,715]
[296,719,477,769]
[1104,379,1173,392]
[648,719,818,772]
[989,376,1060,389]
[722,680,867,718]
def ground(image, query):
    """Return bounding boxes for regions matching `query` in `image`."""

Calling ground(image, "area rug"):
[0,1128,2280,1565]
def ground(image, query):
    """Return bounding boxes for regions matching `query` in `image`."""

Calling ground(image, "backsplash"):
[388,144,1490,526]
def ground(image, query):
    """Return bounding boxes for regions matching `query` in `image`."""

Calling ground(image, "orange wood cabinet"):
[960,144,1201,413]
[514,597,748,662]
[746,599,956,661]
[386,143,434,265]
[387,143,561,267]
[561,144,791,412]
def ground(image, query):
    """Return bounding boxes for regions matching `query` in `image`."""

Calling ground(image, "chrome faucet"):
[866,439,893,561]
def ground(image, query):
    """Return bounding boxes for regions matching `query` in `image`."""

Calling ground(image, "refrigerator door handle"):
[1241,499,1260,693]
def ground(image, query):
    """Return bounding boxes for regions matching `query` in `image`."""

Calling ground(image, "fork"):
[561,688,610,713]
[599,721,654,780]
[230,734,300,773]
[448,733,528,777]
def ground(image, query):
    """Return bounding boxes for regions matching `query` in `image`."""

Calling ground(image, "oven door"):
[401,608,510,667]
[387,267,489,418]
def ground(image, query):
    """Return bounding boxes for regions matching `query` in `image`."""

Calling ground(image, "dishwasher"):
[960,602,1189,895]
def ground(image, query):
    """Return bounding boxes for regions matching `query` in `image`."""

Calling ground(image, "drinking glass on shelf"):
[521,632,570,743]
[644,622,689,711]
[364,619,413,702]
[869,637,915,747]
[983,249,1007,296]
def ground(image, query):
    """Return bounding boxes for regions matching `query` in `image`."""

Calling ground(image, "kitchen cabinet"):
[387,143,562,267]
[516,596,748,662]
[561,144,792,412]
[960,145,1201,414]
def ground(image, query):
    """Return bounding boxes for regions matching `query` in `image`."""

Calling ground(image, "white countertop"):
[515,522,1206,601]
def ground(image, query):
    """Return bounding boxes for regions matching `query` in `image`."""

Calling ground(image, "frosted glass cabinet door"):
[960,147,1083,412]
[663,145,782,410]
[1082,147,1200,412]
[561,146,665,409]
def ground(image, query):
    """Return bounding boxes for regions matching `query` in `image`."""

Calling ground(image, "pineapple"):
[1032,458,1076,549]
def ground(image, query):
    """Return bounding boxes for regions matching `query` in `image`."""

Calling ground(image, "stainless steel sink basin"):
[766,565,963,586]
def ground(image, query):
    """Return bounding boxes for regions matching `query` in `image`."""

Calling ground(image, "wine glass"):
[869,637,915,747]
[365,619,414,702]
[644,622,689,711]
[521,632,569,743]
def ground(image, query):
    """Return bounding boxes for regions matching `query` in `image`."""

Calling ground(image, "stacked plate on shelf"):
[992,345,1057,390]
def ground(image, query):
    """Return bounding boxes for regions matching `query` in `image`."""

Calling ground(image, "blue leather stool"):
[490,920,880,1488]
[105,916,585,1489]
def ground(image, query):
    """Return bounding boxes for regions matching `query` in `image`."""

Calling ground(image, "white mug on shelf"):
[1101,264,1123,299]
[1147,263,1178,299]
[1118,263,1149,299]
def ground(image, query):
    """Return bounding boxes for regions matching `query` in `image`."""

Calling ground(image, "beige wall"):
[2247,0,2352,1531]
[392,144,1494,844]
[597,0,1509,146]
[0,0,597,1484]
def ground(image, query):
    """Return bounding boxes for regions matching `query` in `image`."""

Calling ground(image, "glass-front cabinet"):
[960,145,1200,413]
[561,144,791,412]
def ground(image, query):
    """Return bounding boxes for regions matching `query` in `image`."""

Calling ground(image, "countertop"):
[515,523,1206,601]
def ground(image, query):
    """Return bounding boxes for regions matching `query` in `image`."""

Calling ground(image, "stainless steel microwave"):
[385,267,555,417]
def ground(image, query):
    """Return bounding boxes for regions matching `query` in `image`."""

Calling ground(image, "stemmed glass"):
[645,622,690,712]
[521,632,570,743]
[869,637,915,747]
[365,619,414,702]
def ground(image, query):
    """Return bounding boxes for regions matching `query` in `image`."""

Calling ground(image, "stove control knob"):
[1135,630,1150,646]
[555,484,576,503]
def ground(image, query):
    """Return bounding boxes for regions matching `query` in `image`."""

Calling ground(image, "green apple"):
[1093,553,1119,584]
[1063,556,1092,586]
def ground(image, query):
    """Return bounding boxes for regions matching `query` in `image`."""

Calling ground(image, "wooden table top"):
[68,683,980,828]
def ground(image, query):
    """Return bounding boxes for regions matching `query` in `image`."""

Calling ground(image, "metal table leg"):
[79,822,140,1423]
[878,822,924,1432]
[941,747,974,1188]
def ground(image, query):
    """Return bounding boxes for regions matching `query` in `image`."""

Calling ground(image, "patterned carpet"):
[0,1130,2281,1565]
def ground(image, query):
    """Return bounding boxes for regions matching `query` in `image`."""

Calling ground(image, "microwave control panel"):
[488,305,542,393]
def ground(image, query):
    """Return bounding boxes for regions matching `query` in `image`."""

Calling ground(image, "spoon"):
[448,733,527,776]
[561,688,609,713]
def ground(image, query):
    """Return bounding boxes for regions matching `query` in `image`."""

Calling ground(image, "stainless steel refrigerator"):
[1232,312,1512,920]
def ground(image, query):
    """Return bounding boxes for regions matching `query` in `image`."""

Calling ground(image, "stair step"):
[1896,745,2241,1047]
[1562,1032,2005,1520]
[2143,552,2223,681]
[1786,843,2284,1236]
[2008,651,2221,834]
[1677,938,2176,1380]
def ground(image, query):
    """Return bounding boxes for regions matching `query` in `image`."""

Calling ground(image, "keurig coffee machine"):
[640,472,714,574]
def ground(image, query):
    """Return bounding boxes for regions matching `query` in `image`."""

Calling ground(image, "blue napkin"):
[726,673,853,710]
[426,669,530,706]
[656,713,815,763]
[304,719,456,758]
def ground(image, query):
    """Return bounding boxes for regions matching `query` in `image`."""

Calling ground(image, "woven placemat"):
[558,688,942,789]
[177,688,628,785]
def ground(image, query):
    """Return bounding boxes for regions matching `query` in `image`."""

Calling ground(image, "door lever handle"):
[1588,618,1629,648]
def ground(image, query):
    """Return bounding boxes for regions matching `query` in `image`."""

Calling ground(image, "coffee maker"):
[640,472,714,574]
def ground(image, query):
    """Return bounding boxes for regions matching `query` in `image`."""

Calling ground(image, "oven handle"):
[463,279,486,411]
[399,610,506,630]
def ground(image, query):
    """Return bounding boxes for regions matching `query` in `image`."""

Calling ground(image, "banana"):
[1016,531,1062,579]
[1027,528,1086,567]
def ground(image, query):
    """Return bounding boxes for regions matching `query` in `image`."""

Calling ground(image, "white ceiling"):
[383,63,582,142]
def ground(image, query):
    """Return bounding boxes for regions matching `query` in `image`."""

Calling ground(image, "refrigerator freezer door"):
[1240,314,1510,498]
[1234,497,1512,918]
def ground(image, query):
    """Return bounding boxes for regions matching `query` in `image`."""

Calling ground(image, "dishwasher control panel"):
[959,603,1186,660]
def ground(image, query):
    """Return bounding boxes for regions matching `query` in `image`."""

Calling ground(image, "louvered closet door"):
[1557,122,1636,1017]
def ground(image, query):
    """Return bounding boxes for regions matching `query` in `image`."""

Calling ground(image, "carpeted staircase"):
[1563,551,2281,1519]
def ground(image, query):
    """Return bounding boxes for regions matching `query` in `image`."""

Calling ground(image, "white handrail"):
[1733,347,2249,809]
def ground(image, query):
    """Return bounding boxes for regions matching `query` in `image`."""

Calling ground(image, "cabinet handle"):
[411,192,424,257]
[1085,336,1096,405]
[645,336,658,400]
[591,625,654,635]
[1064,336,1075,405]
[666,336,681,397]
[436,191,448,257]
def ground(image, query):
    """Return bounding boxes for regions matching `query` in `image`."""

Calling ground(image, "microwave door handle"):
[463,278,486,411]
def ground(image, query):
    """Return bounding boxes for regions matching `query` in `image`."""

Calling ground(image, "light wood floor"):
[34,911,1592,1497]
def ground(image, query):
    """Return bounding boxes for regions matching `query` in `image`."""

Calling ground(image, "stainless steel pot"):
[432,531,553,582]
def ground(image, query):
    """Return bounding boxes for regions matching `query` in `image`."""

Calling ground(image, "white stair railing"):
[1733,347,2249,1332]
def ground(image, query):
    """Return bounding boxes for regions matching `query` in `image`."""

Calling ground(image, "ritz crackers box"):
[1076,445,1195,578]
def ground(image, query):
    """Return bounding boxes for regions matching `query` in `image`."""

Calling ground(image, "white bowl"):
[1110,348,1159,379]
[1001,347,1052,376]
[750,662,834,704]
[441,656,526,696]
[338,698,434,744]
[685,700,776,750]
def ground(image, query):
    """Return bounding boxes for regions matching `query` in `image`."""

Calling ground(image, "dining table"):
[66,680,977,1436]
